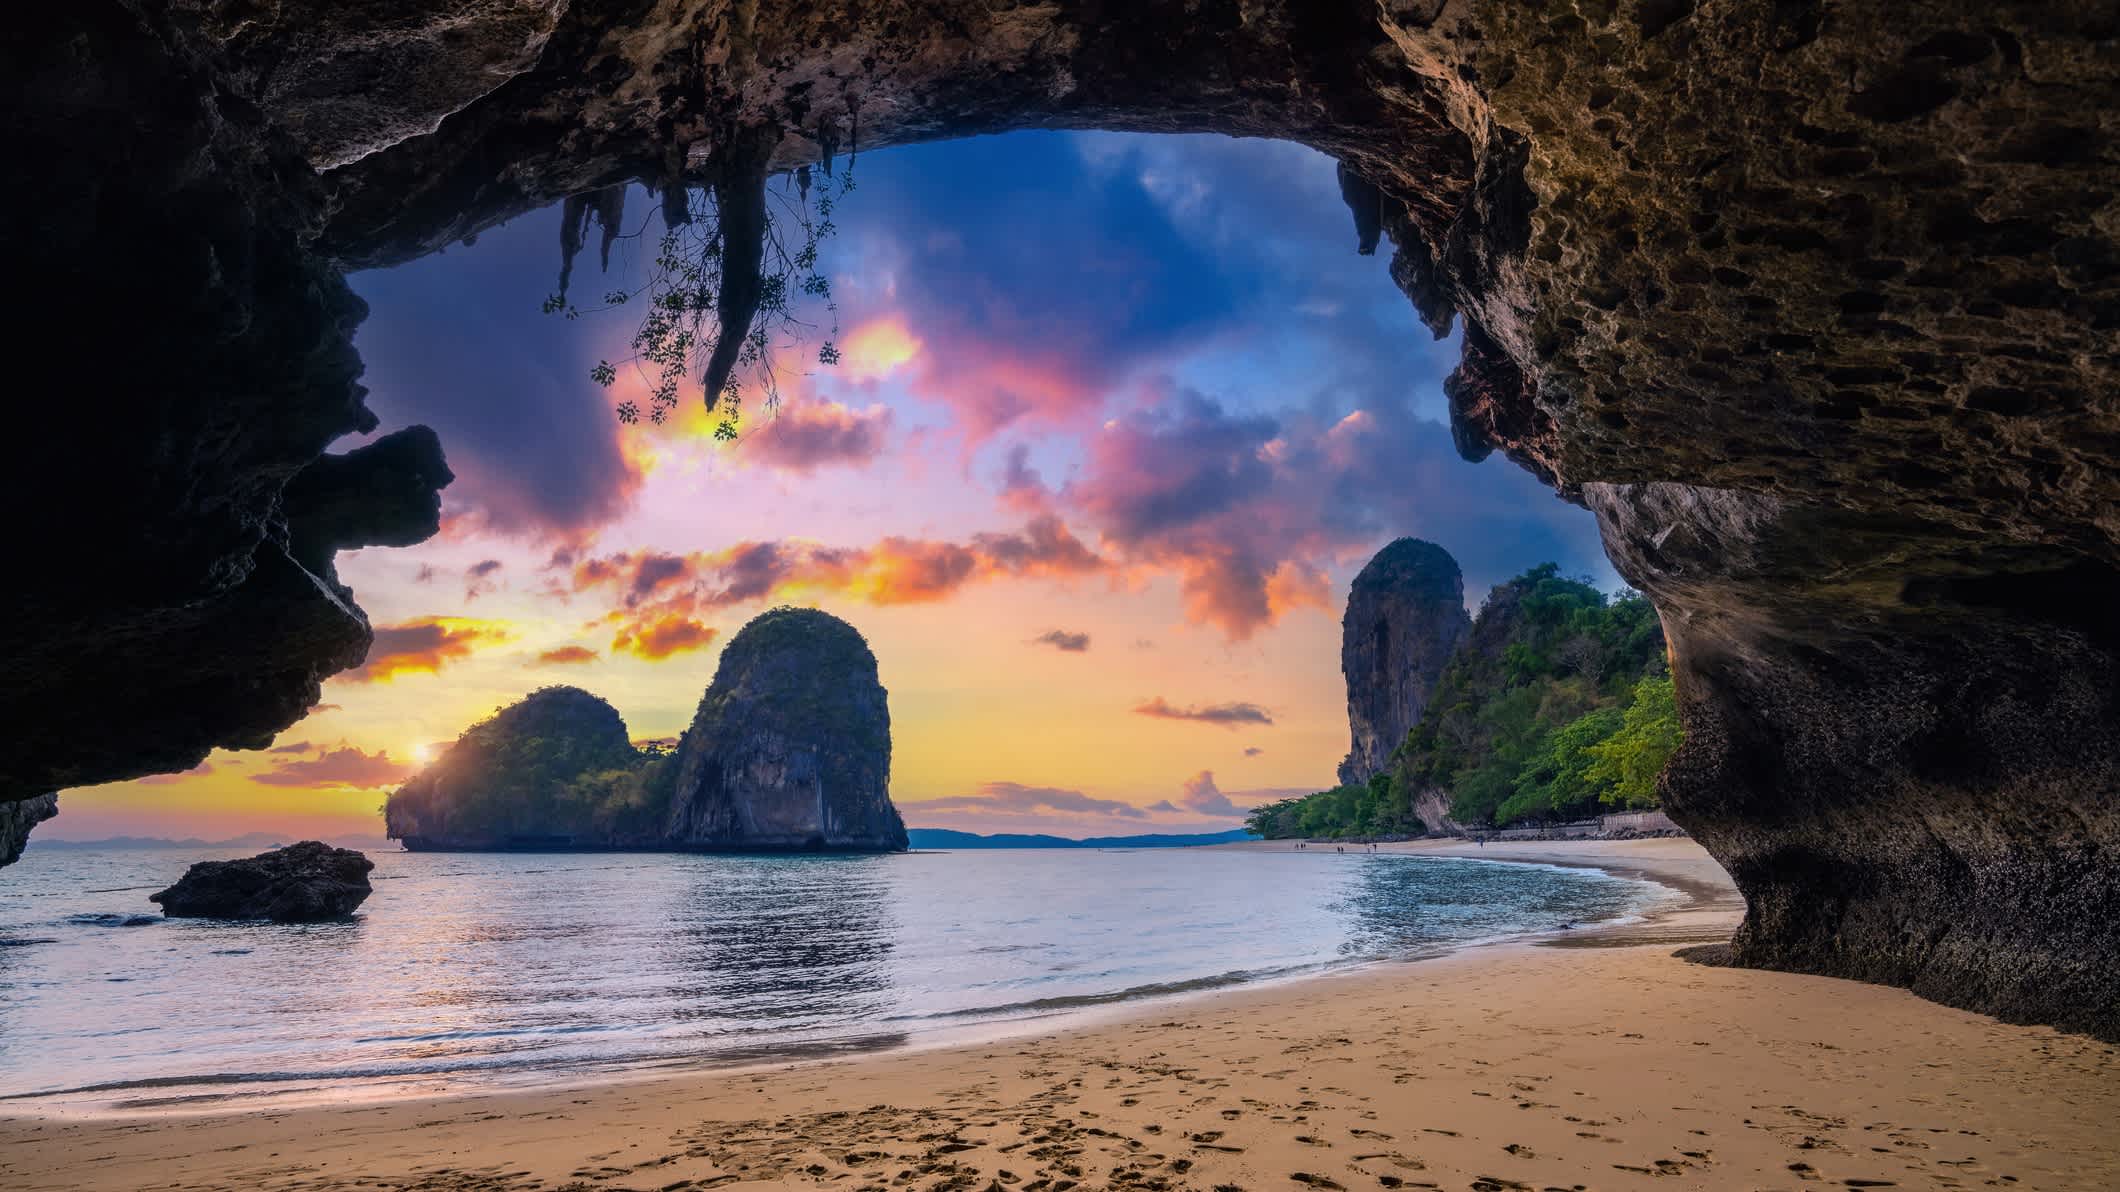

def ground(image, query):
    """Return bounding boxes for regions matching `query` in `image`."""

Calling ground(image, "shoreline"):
[4,841,2117,1190]
[0,843,1692,1118]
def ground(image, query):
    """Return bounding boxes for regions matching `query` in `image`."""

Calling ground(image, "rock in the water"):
[0,794,57,867]
[666,608,907,852]
[1339,540,1471,786]
[150,841,374,922]
[385,687,652,850]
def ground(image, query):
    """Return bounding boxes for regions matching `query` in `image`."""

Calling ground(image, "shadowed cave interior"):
[2,1,2115,1039]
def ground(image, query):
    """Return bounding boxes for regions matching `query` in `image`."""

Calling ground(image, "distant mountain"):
[906,828,1258,850]
[31,833,392,852]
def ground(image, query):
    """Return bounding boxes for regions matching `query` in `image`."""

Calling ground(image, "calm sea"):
[0,845,1672,1111]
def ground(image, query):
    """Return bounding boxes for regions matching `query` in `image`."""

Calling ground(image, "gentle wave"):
[0,848,1667,1110]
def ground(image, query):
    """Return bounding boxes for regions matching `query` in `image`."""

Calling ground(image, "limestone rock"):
[0,794,57,867]
[665,609,906,852]
[150,841,375,922]
[1338,539,1471,786]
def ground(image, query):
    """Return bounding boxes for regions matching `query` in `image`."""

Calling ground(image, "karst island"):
[386,609,908,854]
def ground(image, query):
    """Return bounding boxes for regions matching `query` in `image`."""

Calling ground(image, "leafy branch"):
[544,134,854,440]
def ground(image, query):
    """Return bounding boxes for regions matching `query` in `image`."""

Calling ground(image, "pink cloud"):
[743,400,893,474]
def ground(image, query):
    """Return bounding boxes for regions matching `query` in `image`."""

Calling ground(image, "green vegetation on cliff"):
[383,687,667,843]
[382,608,905,852]
[1248,565,1682,838]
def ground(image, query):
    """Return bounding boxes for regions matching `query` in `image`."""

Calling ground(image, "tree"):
[1499,705,1624,822]
[1584,673,1683,808]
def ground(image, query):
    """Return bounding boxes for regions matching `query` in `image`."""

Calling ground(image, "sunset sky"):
[57,132,1613,842]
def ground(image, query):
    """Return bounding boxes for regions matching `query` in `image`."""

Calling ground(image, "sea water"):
[0,845,1672,1111]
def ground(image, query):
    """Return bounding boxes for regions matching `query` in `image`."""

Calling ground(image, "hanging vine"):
[544,130,854,440]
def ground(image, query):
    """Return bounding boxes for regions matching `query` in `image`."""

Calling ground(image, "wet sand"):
[4,839,2116,1191]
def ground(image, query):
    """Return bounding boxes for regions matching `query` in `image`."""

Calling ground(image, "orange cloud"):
[841,316,923,381]
[343,617,511,682]
[854,538,980,605]
[612,615,718,660]
[250,746,415,789]
[1264,560,1333,618]
[566,516,1107,617]
[535,645,599,665]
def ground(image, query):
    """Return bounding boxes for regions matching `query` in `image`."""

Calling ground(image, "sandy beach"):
[4,839,2116,1191]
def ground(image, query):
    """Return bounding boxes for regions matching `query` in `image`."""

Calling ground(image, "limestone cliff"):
[665,609,906,852]
[1338,540,1470,786]
[0,794,57,867]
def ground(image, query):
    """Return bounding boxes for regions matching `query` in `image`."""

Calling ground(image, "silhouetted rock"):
[1339,540,1471,786]
[666,609,907,852]
[0,794,57,867]
[385,687,653,850]
[150,841,374,922]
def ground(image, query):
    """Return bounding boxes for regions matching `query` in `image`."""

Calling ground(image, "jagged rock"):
[206,0,572,170]
[1338,539,1470,786]
[0,794,57,867]
[666,609,906,852]
[150,841,374,922]
[1586,481,2120,1041]
[282,427,455,581]
[1408,788,1461,839]
[384,687,652,849]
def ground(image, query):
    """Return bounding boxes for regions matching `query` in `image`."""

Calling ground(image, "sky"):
[55,131,1613,842]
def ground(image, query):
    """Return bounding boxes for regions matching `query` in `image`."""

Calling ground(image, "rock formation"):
[666,609,907,852]
[0,794,57,868]
[1338,539,1470,786]
[384,621,907,854]
[384,686,652,850]
[150,841,374,921]
[7,1,2118,1036]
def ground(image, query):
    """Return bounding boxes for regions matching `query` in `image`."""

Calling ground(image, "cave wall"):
[0,4,455,804]
[4,0,2116,1036]
[1589,482,2120,1038]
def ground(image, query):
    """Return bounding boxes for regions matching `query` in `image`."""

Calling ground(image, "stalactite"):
[701,126,776,408]
[661,140,691,227]
[1336,162,1382,255]
[556,192,591,300]
[555,184,629,300]
[593,185,625,271]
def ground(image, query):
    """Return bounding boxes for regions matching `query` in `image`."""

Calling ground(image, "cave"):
[4,2,2115,1040]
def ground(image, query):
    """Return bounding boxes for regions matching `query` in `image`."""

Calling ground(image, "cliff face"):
[1587,482,2120,1040]
[10,0,2120,1038]
[0,794,58,867]
[385,687,650,848]
[665,609,906,852]
[1339,540,1470,786]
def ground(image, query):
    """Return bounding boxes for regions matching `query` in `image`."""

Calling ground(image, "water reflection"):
[0,847,1664,1108]
[672,855,897,1027]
